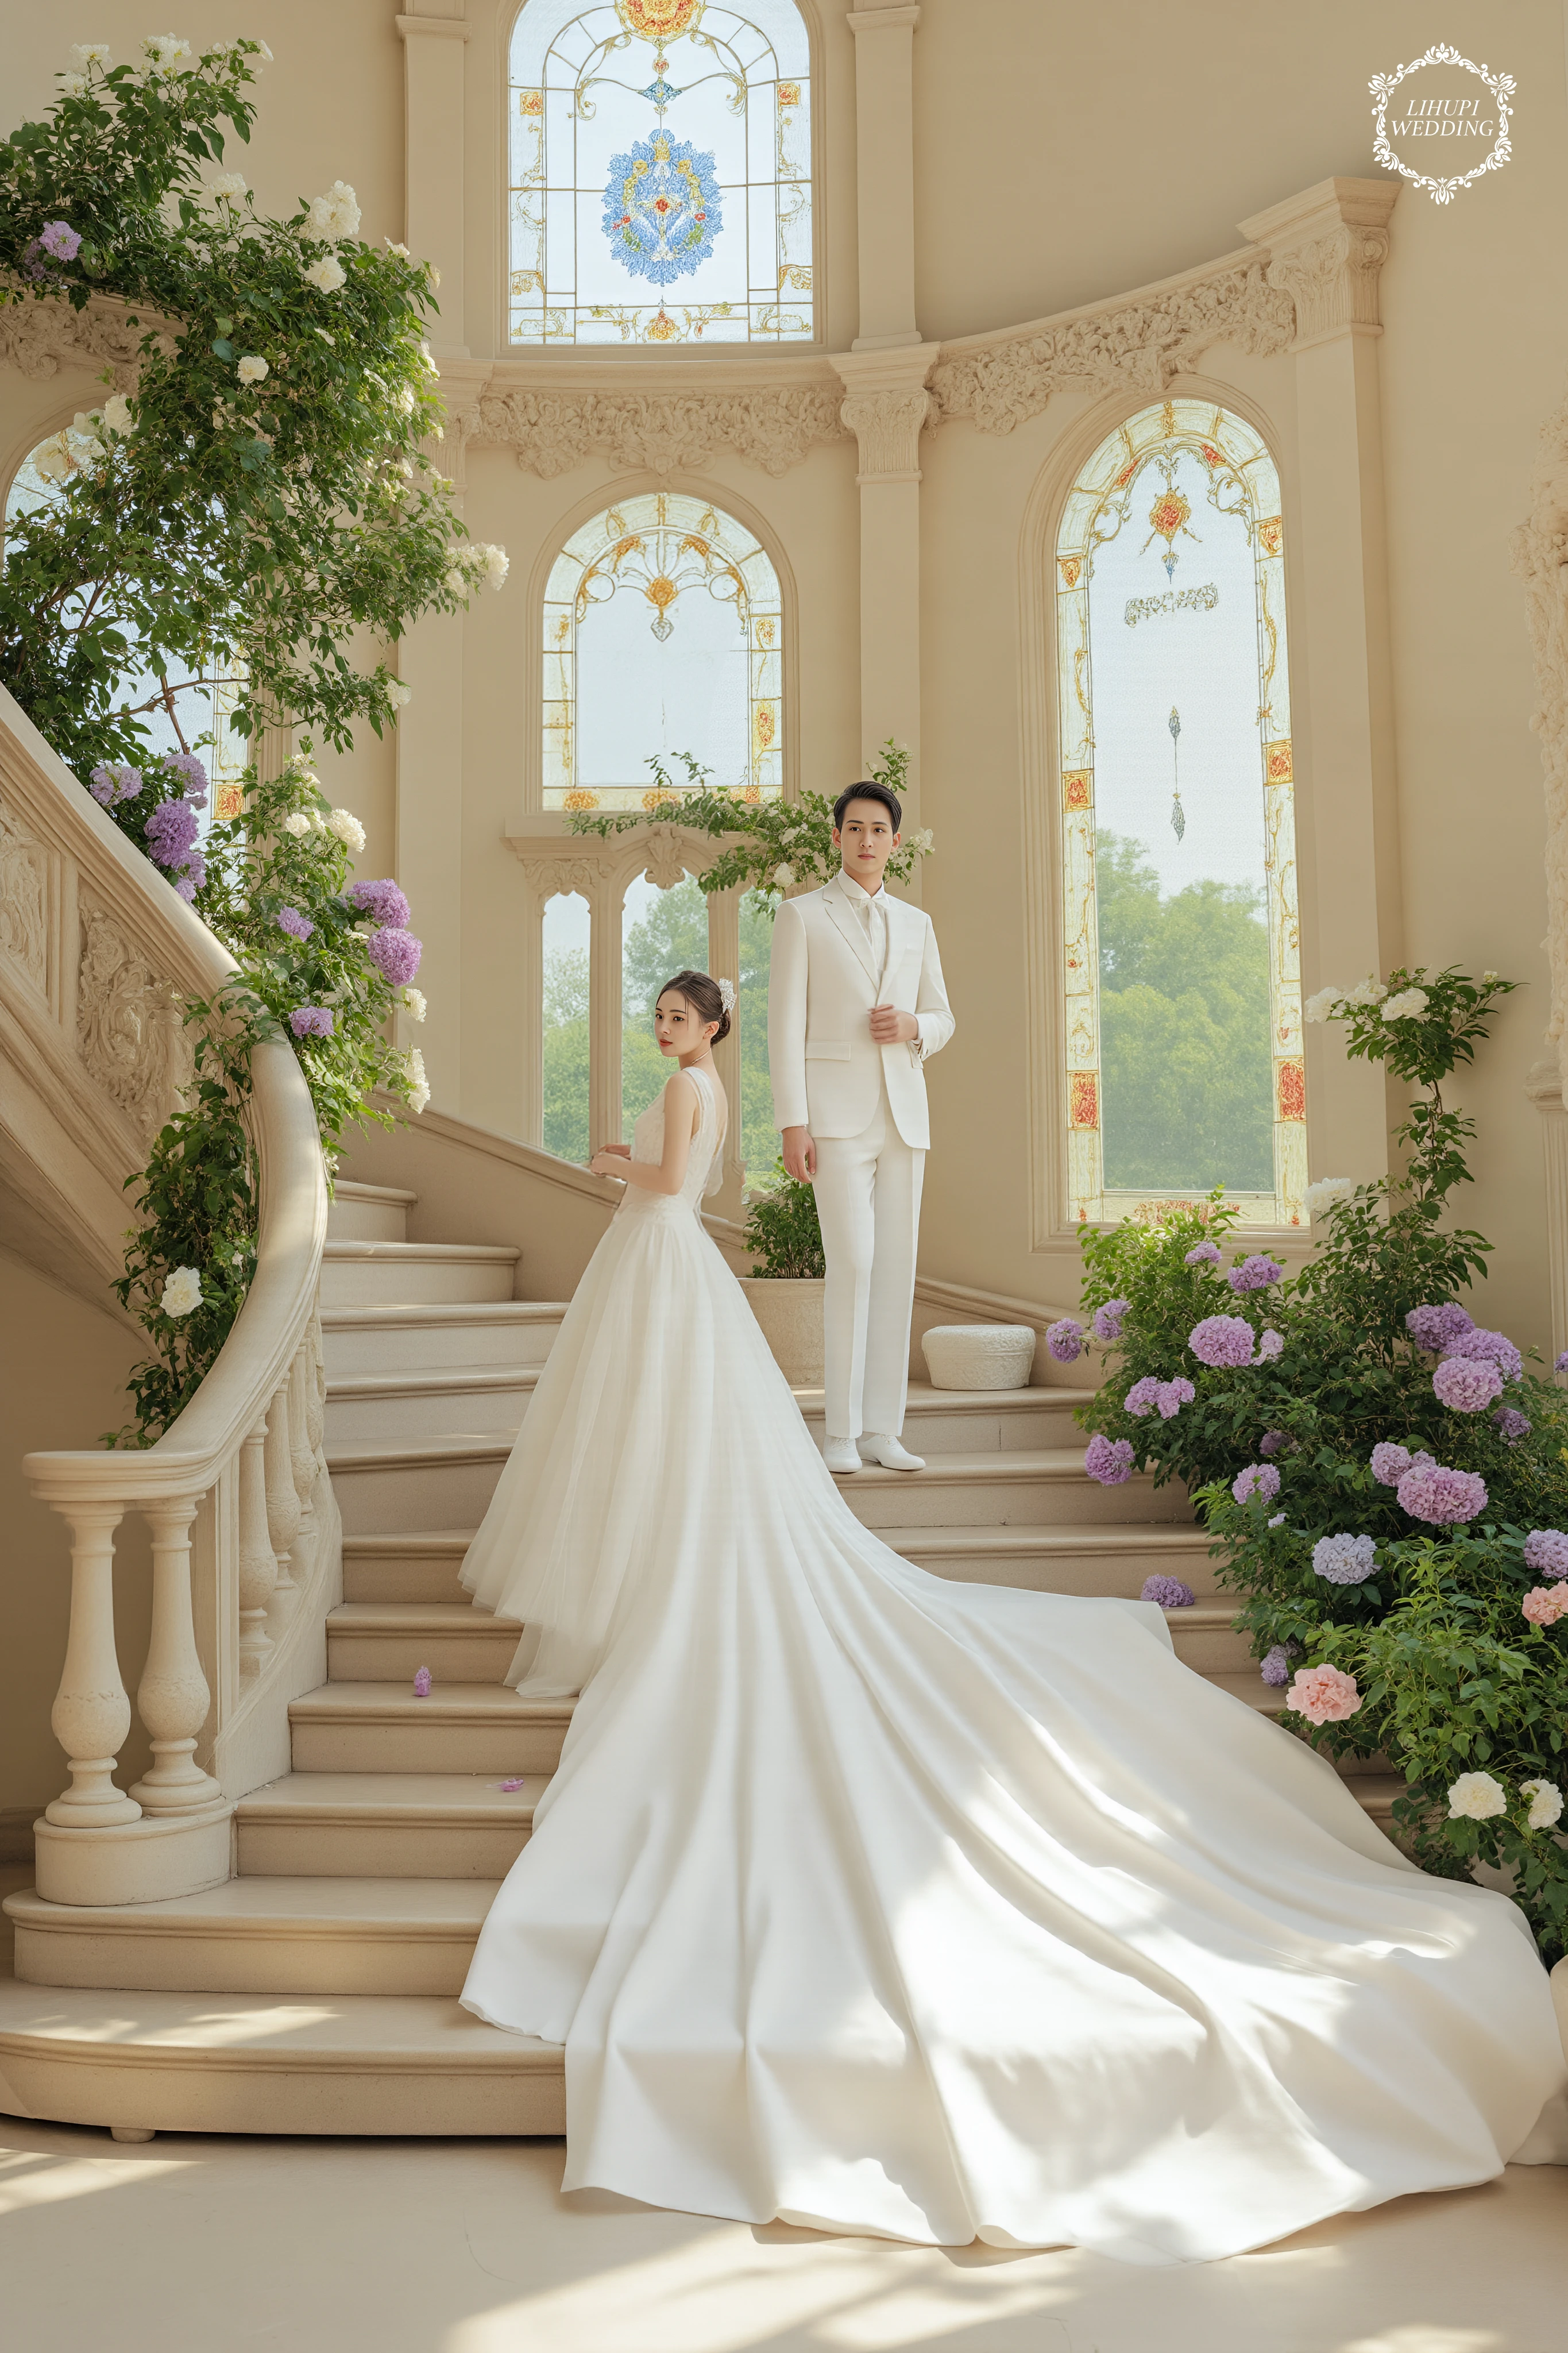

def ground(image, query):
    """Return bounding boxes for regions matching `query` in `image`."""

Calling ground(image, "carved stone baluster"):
[288,1341,318,1576]
[264,1378,302,1620]
[237,1418,277,1676]
[45,1501,141,1827]
[305,1312,326,1476]
[129,1496,223,1814]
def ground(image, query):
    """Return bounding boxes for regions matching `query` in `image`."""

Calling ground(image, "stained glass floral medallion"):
[1054,398,1304,1229]
[509,0,813,344]
[542,492,784,809]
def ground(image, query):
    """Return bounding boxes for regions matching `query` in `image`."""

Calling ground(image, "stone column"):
[845,5,921,354]
[396,6,469,358]
[1239,177,1401,1186]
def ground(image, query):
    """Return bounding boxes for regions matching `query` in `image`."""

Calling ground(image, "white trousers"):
[813,1095,925,1442]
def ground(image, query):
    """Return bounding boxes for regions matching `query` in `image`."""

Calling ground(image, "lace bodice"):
[623,1063,724,1214]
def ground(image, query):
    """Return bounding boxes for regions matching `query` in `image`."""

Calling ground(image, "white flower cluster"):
[1380,986,1430,1021]
[445,542,511,599]
[59,72,88,95]
[304,180,361,244]
[281,811,316,839]
[1446,1772,1563,1828]
[141,32,192,79]
[385,240,411,259]
[302,254,346,296]
[237,353,268,384]
[910,827,935,854]
[384,680,412,711]
[159,1264,203,1318]
[402,1044,430,1114]
[1523,1778,1565,1830]
[210,171,248,203]
[401,986,427,1023]
[327,807,366,851]
[1303,1175,1356,1222]
[71,41,112,63]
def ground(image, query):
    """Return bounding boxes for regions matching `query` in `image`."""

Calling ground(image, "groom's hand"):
[870,1005,920,1044]
[782,1125,817,1183]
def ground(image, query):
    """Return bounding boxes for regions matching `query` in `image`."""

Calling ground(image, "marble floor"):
[1,1870,1562,2353]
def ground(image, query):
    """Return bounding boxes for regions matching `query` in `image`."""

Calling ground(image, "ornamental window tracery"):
[1055,398,1305,1228]
[542,490,784,809]
[508,0,814,345]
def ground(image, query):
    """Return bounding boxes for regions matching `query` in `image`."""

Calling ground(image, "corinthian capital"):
[831,343,940,483]
[1239,176,1399,350]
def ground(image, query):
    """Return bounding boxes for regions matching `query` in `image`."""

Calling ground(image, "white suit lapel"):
[820,875,879,986]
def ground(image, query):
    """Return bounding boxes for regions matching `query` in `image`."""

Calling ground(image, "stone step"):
[319,1241,519,1310]
[836,1449,1193,1530]
[794,1382,1095,1455]
[1163,1606,1254,1675]
[327,1436,518,1537]
[288,1682,569,1776]
[325,1367,542,1447]
[327,1602,523,1684]
[342,1532,479,1605]
[326,1179,418,1245]
[0,1973,564,2136]
[236,1773,542,1879]
[6,1879,497,1998]
[320,1300,568,1378]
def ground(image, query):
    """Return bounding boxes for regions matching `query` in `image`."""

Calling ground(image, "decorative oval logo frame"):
[1369,43,1515,206]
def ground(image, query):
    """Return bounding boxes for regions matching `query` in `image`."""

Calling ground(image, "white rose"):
[403,1044,430,1113]
[159,1264,203,1318]
[1304,1175,1356,1222]
[1522,1779,1564,1831]
[282,811,313,838]
[327,808,367,851]
[1380,987,1430,1022]
[385,680,412,709]
[1344,977,1389,1008]
[401,986,427,1023]
[71,42,112,63]
[303,255,347,295]
[1303,986,1343,1024]
[305,180,361,243]
[59,71,88,97]
[1482,969,1499,985]
[210,172,247,202]
[772,863,795,889]
[142,34,191,67]
[101,394,133,435]
[1447,1771,1507,1821]
[385,240,410,258]
[469,541,509,592]
[237,354,269,384]
[444,566,468,599]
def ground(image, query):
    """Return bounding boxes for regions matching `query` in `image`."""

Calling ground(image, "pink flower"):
[1432,1355,1504,1413]
[1524,1530,1568,1576]
[1156,1376,1195,1419]
[1286,1663,1362,1725]
[1124,1377,1161,1418]
[1522,1584,1568,1627]
[1233,1461,1281,1505]
[1189,1314,1256,1369]
[1184,1240,1221,1266]
[1046,1318,1084,1363]
[1396,1460,1487,1526]
[1084,1434,1134,1486]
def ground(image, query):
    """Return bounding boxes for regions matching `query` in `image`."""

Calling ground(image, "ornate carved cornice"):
[926,250,1295,437]
[0,288,154,391]
[1240,178,1399,350]
[470,364,848,480]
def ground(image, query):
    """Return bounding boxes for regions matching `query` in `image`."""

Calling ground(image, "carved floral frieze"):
[77,897,193,1144]
[0,288,156,389]
[0,792,51,1001]
[471,384,848,480]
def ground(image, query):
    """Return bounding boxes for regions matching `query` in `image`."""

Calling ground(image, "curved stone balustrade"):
[0,685,333,1907]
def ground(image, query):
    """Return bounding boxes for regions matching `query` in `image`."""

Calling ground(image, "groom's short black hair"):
[833,780,902,832]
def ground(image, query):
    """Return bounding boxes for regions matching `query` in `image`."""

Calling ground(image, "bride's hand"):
[589,1148,630,1178]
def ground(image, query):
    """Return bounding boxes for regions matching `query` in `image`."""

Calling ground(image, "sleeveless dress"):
[460,1064,1566,2265]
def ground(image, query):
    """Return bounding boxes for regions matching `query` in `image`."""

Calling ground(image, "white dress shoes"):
[823,1438,863,1474]
[860,1433,926,1471]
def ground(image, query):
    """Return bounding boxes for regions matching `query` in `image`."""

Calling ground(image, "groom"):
[768,782,955,1473]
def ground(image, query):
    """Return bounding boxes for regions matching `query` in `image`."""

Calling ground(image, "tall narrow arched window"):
[508,0,813,346]
[1056,399,1304,1228]
[543,490,783,809]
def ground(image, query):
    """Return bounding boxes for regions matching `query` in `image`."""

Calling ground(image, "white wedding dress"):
[461,1064,1566,2264]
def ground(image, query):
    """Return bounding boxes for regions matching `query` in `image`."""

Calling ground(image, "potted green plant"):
[738,1161,826,1386]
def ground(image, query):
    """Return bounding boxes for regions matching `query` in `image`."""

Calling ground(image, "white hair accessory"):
[717,976,736,1015]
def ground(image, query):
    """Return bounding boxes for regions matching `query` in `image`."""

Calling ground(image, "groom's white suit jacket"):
[768,872,955,1149]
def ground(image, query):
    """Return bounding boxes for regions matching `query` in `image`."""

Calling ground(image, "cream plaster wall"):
[2,0,1566,1363]
[0,1253,152,1845]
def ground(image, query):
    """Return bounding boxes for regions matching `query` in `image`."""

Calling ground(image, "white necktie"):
[856,889,886,982]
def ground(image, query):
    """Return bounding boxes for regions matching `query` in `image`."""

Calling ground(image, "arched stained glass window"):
[543,490,783,809]
[1056,399,1304,1228]
[508,0,813,346]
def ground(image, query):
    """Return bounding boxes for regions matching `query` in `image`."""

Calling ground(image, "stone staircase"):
[0,1178,1397,2139]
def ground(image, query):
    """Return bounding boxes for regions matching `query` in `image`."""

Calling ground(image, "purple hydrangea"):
[1156,1376,1195,1419]
[1091,1298,1130,1342]
[277,905,314,942]
[1493,1407,1531,1444]
[365,926,422,986]
[38,220,82,261]
[349,877,411,929]
[1432,1355,1505,1414]
[1124,1377,1161,1418]
[1260,1430,1291,1457]
[145,794,200,870]
[1084,1433,1134,1486]
[1447,1326,1523,1382]
[1260,1645,1293,1687]
[1233,1462,1281,1506]
[1555,1351,1568,1375]
[1141,1575,1196,1607]
[88,762,142,805]
[1312,1533,1377,1585]
[1257,1328,1284,1361]
[171,860,205,902]
[1184,1240,1222,1267]
[1046,1318,1084,1363]
[1227,1254,1283,1294]
[1370,1442,1434,1486]
[161,750,209,805]
[289,1005,335,1039]
[1189,1314,1257,1370]
[1396,1460,1488,1526]
[1524,1530,1568,1577]
[1406,1302,1475,1353]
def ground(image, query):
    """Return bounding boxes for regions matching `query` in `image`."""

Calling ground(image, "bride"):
[460,968,1565,2265]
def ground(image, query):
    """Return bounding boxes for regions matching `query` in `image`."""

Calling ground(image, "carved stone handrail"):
[0,684,331,1905]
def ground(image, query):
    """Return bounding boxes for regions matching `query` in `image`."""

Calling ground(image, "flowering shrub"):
[563,744,934,905]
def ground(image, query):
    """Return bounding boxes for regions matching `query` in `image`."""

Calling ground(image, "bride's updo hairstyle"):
[660,968,731,1044]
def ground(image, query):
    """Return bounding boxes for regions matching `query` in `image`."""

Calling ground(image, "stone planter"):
[922,1322,1037,1390]
[739,1276,825,1386]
